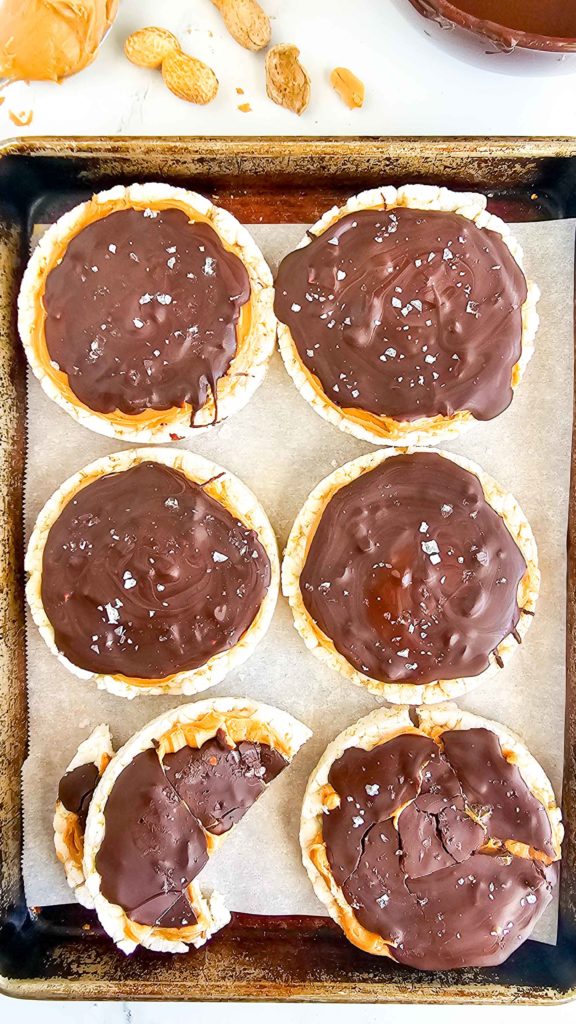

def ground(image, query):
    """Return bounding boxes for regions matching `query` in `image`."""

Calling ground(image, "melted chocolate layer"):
[41,461,271,680]
[43,207,251,422]
[96,735,288,929]
[323,727,557,970]
[274,208,527,423]
[300,452,526,686]
[58,761,100,828]
[449,1,576,37]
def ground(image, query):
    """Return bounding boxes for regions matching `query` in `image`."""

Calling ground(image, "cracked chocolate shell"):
[26,447,279,698]
[19,182,276,442]
[282,447,539,705]
[300,703,562,970]
[81,698,311,953]
[275,184,539,447]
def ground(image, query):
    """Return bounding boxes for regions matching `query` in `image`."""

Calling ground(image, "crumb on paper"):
[238,102,252,113]
[9,109,34,127]
[236,86,244,95]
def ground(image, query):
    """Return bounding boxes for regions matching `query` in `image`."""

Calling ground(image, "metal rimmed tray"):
[1,136,575,1003]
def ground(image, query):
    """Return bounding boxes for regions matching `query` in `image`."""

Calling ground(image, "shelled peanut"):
[124,25,218,105]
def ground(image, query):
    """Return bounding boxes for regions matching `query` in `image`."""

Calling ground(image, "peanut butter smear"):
[0,0,118,82]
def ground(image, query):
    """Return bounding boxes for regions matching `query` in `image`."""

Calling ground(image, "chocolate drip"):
[43,208,251,422]
[58,761,100,828]
[41,461,271,680]
[95,736,288,929]
[275,208,527,423]
[164,732,288,835]
[323,728,557,970]
[300,452,526,686]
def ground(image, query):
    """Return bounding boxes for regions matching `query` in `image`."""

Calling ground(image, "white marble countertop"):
[1,0,576,140]
[1,998,575,1021]
[2,0,576,1017]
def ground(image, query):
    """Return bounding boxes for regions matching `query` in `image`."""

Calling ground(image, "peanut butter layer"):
[275,207,527,423]
[300,451,526,686]
[323,728,557,970]
[41,461,271,680]
[43,207,250,424]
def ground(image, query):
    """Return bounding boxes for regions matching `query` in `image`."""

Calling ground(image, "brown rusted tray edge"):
[1,135,575,1004]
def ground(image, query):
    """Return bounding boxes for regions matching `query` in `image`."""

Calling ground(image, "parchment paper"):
[22,218,575,945]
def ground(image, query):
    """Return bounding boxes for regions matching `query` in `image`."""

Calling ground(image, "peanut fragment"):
[211,0,271,51]
[330,67,365,109]
[265,44,310,116]
[124,26,180,69]
[162,49,219,105]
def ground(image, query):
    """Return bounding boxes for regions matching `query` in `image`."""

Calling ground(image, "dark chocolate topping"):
[43,207,251,422]
[274,207,527,423]
[323,727,557,970]
[95,748,207,927]
[164,731,288,835]
[58,761,100,828]
[441,728,555,858]
[96,736,288,929]
[300,451,526,686]
[41,461,271,680]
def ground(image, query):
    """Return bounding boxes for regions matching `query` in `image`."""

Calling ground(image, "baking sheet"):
[21,218,574,946]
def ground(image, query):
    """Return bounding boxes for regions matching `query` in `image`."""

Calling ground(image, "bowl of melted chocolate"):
[402,0,576,73]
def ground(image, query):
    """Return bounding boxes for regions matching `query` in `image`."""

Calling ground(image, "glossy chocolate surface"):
[96,734,288,929]
[300,452,526,686]
[58,761,100,828]
[448,1,576,37]
[275,208,527,423]
[43,207,251,423]
[41,461,271,680]
[324,727,557,970]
